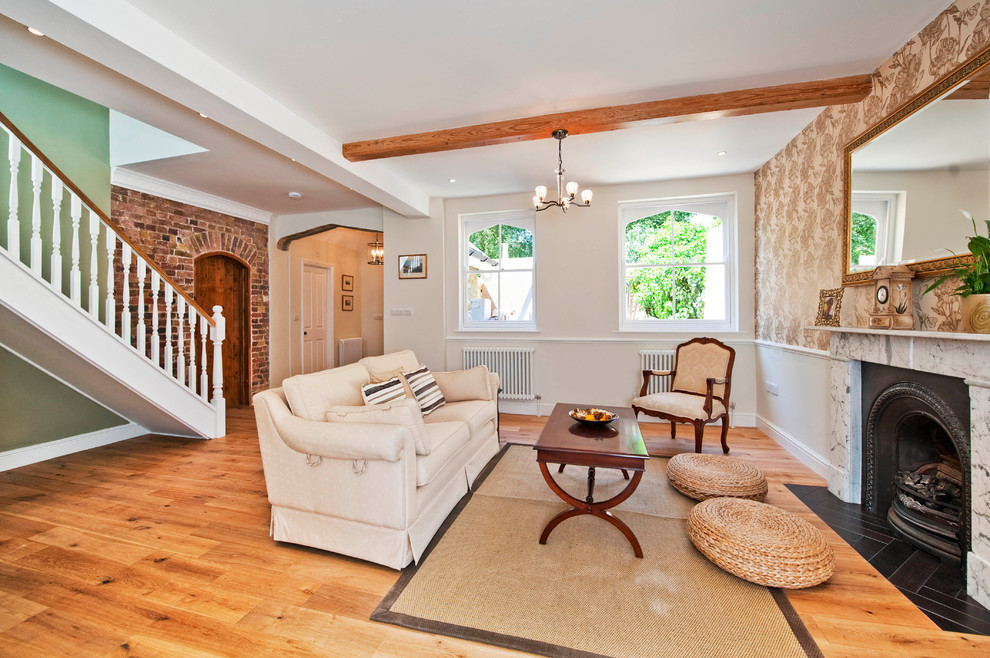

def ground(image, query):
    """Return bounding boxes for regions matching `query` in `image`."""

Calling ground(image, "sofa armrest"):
[272,412,408,462]
[433,366,495,402]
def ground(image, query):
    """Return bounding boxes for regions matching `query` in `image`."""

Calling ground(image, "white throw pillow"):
[402,364,446,415]
[326,398,430,455]
[361,376,407,406]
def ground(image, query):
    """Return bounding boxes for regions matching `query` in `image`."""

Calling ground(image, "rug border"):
[372,442,822,658]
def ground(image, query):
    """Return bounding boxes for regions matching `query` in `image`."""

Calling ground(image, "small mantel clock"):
[869,264,915,330]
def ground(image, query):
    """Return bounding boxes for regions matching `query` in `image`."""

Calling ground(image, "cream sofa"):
[253,350,500,569]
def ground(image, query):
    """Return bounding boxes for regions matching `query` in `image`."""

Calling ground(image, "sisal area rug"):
[373,445,822,658]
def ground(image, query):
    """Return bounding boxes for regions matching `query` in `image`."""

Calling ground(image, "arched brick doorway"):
[195,254,250,406]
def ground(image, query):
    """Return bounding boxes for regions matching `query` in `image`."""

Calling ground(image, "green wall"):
[0,345,126,451]
[0,62,111,215]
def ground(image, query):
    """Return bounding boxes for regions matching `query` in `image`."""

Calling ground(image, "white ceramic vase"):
[961,294,990,333]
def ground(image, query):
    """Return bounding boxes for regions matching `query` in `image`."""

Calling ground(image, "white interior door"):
[302,264,332,373]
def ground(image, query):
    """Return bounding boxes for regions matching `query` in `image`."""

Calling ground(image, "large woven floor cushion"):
[667,453,768,501]
[687,497,835,589]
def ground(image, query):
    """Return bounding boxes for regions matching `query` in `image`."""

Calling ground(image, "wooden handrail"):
[0,108,215,325]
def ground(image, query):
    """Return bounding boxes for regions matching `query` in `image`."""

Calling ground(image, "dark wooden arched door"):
[195,254,250,407]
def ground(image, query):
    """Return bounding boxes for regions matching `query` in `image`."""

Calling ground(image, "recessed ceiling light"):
[717,150,728,156]
[27,27,45,37]
[448,178,456,183]
[287,191,303,200]
[198,112,209,118]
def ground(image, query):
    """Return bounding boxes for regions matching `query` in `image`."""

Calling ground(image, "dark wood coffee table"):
[533,403,649,557]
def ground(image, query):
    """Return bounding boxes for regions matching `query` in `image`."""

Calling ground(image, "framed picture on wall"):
[342,295,354,311]
[398,254,427,279]
[342,274,354,291]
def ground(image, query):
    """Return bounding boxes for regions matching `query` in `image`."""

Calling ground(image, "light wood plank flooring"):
[0,409,988,656]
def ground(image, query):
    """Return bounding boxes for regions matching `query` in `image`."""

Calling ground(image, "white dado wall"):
[819,327,990,609]
[440,173,758,426]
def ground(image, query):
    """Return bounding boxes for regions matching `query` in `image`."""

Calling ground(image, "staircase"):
[0,112,225,442]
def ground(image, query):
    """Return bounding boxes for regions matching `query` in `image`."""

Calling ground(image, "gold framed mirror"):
[842,45,990,286]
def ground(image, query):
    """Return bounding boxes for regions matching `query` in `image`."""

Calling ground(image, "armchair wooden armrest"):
[703,377,729,418]
[638,369,676,397]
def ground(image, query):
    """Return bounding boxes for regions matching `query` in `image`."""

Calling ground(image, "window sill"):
[456,326,540,333]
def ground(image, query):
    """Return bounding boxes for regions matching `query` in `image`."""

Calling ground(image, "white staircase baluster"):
[211,306,226,426]
[188,301,197,390]
[121,244,132,345]
[177,297,185,384]
[7,135,20,260]
[136,259,147,356]
[164,284,173,374]
[150,270,160,366]
[69,196,82,305]
[30,155,43,275]
[104,230,116,332]
[200,315,209,400]
[87,212,99,319]
[50,180,63,293]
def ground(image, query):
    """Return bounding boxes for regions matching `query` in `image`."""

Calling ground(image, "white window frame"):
[850,191,905,270]
[459,209,537,332]
[617,193,737,332]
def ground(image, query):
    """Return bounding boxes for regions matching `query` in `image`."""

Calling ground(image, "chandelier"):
[367,232,384,265]
[533,129,592,212]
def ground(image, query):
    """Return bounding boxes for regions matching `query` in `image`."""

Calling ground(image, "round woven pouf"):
[687,497,834,589]
[667,453,768,501]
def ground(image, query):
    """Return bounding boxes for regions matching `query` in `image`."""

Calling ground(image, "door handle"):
[304,331,308,335]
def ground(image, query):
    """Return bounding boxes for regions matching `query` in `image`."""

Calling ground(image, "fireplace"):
[861,363,971,563]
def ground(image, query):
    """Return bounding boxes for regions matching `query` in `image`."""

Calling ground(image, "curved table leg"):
[537,462,645,557]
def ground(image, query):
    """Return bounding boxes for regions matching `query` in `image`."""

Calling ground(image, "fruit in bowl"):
[569,407,617,424]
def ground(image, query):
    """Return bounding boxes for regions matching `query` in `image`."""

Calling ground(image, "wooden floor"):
[1,409,988,657]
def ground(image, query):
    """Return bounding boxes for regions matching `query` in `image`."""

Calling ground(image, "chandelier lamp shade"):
[533,129,592,212]
[367,232,384,265]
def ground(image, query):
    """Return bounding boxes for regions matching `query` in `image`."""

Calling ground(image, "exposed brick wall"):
[110,185,269,394]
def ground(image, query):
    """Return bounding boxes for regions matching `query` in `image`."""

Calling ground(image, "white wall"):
[754,340,832,477]
[425,173,758,423]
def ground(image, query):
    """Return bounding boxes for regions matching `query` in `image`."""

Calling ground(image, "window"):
[619,194,735,331]
[850,192,903,270]
[460,210,536,330]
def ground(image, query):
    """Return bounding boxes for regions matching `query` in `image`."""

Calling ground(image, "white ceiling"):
[0,0,954,217]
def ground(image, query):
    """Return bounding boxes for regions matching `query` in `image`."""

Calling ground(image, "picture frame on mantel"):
[815,287,844,327]
[398,254,427,279]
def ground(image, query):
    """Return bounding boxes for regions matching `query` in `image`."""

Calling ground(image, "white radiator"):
[338,338,363,366]
[463,347,535,400]
[639,349,676,395]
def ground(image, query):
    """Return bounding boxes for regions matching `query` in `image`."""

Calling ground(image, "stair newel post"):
[7,134,20,260]
[164,283,174,375]
[200,315,209,400]
[188,301,197,390]
[121,243,132,345]
[136,259,147,356]
[29,155,43,275]
[69,195,82,305]
[87,212,99,319]
[150,270,161,367]
[104,230,116,333]
[50,180,63,294]
[176,297,186,385]
[211,305,226,432]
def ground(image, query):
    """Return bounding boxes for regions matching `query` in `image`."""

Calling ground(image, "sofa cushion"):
[425,400,496,438]
[326,398,430,456]
[282,363,370,421]
[403,365,446,415]
[433,366,492,402]
[417,421,470,486]
[360,350,420,381]
[361,377,408,406]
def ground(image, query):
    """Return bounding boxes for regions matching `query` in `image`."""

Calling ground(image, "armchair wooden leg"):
[558,463,566,473]
[692,421,705,453]
[720,415,730,453]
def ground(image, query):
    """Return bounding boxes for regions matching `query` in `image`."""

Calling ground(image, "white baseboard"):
[756,414,831,479]
[0,423,147,472]
[498,399,756,427]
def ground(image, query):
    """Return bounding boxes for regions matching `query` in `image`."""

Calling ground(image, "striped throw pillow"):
[402,365,446,415]
[361,377,407,406]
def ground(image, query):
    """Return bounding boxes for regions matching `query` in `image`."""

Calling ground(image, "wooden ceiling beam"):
[342,74,874,162]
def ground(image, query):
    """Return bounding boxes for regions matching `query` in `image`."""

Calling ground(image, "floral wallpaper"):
[755,1,990,349]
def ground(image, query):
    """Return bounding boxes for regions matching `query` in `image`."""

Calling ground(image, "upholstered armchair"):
[631,337,735,453]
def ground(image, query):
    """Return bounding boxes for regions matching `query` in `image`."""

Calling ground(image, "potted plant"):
[924,210,990,333]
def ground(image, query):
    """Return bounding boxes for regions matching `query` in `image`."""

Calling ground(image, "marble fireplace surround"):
[814,326,990,609]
